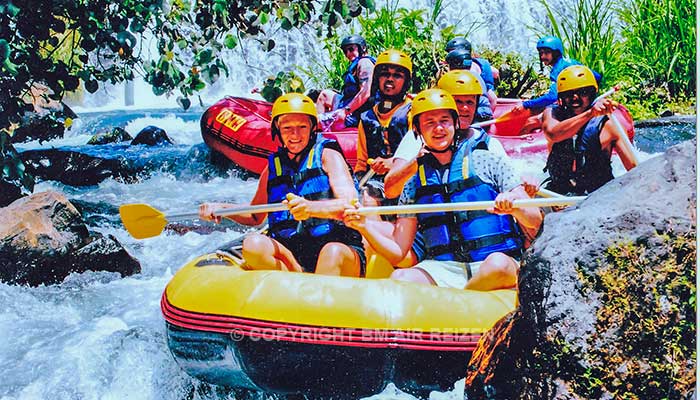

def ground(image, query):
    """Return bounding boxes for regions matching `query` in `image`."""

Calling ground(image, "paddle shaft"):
[166,203,288,221]
[355,197,585,216]
[608,112,640,165]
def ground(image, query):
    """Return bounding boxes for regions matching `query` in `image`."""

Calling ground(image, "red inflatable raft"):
[201,96,634,174]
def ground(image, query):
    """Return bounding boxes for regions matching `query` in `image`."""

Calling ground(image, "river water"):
[2,0,694,396]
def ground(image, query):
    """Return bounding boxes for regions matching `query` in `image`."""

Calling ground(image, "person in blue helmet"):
[344,89,542,291]
[512,35,601,135]
[315,34,376,128]
[200,93,365,277]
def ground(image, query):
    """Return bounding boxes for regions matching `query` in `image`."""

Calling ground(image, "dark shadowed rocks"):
[20,149,136,186]
[466,139,696,400]
[0,191,141,286]
[87,127,132,145]
[131,125,173,146]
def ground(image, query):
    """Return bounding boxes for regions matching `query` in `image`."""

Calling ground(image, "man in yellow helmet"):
[200,93,365,277]
[542,65,637,195]
[354,49,413,180]
[345,89,542,290]
[384,70,507,200]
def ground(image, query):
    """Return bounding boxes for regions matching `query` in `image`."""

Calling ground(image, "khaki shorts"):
[414,260,482,289]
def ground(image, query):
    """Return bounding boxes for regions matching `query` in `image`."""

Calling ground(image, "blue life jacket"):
[359,102,411,170]
[411,140,523,262]
[338,56,376,127]
[267,137,362,248]
[544,105,612,194]
[473,58,495,91]
[459,127,491,151]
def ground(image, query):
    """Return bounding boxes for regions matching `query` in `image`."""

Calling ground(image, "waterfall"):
[71,0,563,111]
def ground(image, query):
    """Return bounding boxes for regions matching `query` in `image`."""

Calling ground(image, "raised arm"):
[344,58,374,114]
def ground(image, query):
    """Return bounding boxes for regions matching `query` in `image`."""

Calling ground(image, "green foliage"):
[257,71,306,103]
[476,48,548,98]
[573,234,696,399]
[535,0,696,118]
[618,0,696,99]
[0,131,34,195]
[537,0,623,87]
[296,0,464,95]
[0,0,373,130]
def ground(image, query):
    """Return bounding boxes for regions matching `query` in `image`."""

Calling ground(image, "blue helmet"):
[536,35,564,55]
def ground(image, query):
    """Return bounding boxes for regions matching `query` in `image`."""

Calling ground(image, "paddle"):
[354,196,585,216]
[592,85,639,166]
[470,108,528,129]
[358,158,376,188]
[119,202,287,239]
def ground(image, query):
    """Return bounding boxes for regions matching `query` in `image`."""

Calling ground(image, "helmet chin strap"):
[377,94,405,113]
[424,144,454,154]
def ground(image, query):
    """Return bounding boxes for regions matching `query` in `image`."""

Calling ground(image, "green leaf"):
[177,39,187,49]
[280,17,293,30]
[195,48,213,65]
[176,96,191,110]
[224,33,238,49]
[359,0,375,12]
[85,80,99,93]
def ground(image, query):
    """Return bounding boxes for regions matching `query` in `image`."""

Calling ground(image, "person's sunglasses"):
[378,71,405,80]
[559,87,596,102]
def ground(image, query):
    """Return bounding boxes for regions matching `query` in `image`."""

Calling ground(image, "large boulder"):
[20,149,136,186]
[87,127,132,145]
[131,125,173,146]
[0,191,141,286]
[466,139,696,399]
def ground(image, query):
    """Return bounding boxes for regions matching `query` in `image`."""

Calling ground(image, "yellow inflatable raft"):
[162,251,516,398]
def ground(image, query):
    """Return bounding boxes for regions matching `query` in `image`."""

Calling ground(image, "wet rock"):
[87,127,132,145]
[0,136,34,207]
[0,191,141,286]
[466,139,696,399]
[20,149,135,186]
[131,125,173,146]
[11,112,65,143]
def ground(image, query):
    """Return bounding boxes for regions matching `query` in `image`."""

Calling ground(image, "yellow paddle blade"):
[119,204,167,239]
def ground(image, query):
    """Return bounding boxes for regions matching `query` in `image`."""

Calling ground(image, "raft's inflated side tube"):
[490,104,635,158]
[163,253,516,398]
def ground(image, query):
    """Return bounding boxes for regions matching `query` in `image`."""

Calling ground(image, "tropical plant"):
[475,47,547,98]
[537,0,623,87]
[617,0,696,99]
[298,0,471,95]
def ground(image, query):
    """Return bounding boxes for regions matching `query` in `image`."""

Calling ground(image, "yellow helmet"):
[375,49,413,74]
[411,88,458,135]
[557,65,598,93]
[411,88,457,117]
[437,70,482,96]
[271,93,317,121]
[270,93,318,140]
